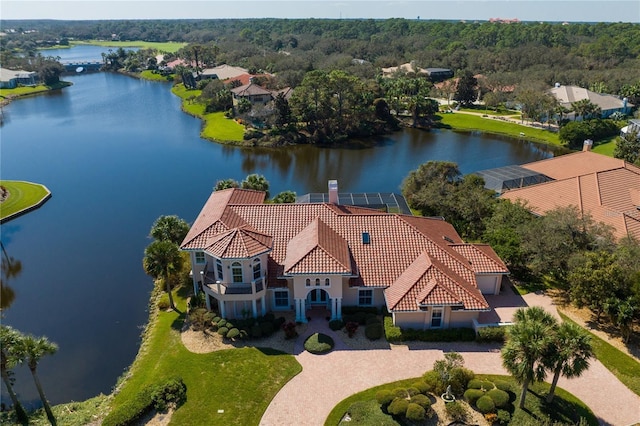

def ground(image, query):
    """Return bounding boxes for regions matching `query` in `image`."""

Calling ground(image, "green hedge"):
[476,395,496,414]
[476,326,509,343]
[342,306,379,315]
[383,317,475,342]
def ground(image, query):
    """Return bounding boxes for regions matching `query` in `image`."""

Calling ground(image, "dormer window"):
[362,232,371,244]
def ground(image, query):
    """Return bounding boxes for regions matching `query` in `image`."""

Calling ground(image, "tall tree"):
[0,326,28,424]
[241,174,270,197]
[19,335,59,425]
[149,215,190,245]
[543,322,593,403]
[613,130,640,165]
[453,70,477,107]
[214,178,240,191]
[143,240,183,311]
[501,307,558,409]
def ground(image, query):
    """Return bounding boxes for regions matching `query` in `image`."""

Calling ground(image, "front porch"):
[294,288,343,323]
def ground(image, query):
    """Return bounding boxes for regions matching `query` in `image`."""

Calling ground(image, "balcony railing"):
[200,263,264,296]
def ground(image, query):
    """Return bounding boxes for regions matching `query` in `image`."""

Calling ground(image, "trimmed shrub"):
[225,322,234,329]
[263,312,275,323]
[273,316,286,328]
[365,322,383,340]
[304,333,334,354]
[353,312,368,325]
[476,326,508,343]
[102,388,153,426]
[497,409,511,425]
[406,387,421,397]
[150,377,187,411]
[486,389,509,408]
[423,371,443,394]
[217,326,229,336]
[445,401,468,422]
[476,395,496,414]
[157,295,170,311]
[365,314,380,325]
[449,367,475,396]
[410,394,431,410]
[217,319,227,328]
[329,319,344,331]
[212,316,221,323]
[412,380,430,394]
[468,379,494,390]
[387,397,409,416]
[203,312,215,323]
[342,306,378,315]
[384,316,402,342]
[226,328,240,339]
[493,380,511,392]
[463,388,484,405]
[239,329,248,338]
[392,388,409,398]
[345,321,359,337]
[282,321,297,339]
[376,390,394,406]
[260,321,275,336]
[251,324,263,338]
[406,403,426,422]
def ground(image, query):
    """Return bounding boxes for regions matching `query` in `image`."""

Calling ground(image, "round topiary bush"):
[476,395,496,414]
[365,322,383,340]
[329,319,344,331]
[217,326,229,336]
[366,315,380,325]
[410,394,431,410]
[412,381,430,394]
[463,388,484,405]
[226,328,240,339]
[497,409,511,424]
[486,388,510,408]
[387,397,409,416]
[393,388,409,398]
[468,379,494,390]
[493,380,511,392]
[217,319,227,328]
[212,316,221,323]
[304,333,334,354]
[406,402,426,422]
[376,390,394,406]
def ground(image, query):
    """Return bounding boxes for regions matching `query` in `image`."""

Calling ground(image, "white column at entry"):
[330,298,337,320]
[336,298,342,319]
[252,299,257,317]
[261,295,267,316]
[219,300,226,319]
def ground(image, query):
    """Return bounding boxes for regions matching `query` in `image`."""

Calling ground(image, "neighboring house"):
[199,64,249,81]
[620,119,640,138]
[500,148,640,241]
[180,183,510,330]
[381,62,427,77]
[548,84,633,119]
[425,68,454,81]
[230,82,293,107]
[0,67,38,88]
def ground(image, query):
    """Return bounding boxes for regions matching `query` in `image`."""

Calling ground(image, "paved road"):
[260,293,640,426]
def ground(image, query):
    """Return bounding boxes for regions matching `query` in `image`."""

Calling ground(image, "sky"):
[1,0,639,23]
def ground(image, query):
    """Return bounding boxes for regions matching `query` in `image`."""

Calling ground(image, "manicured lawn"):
[72,40,186,53]
[107,289,301,425]
[591,136,617,156]
[559,313,640,397]
[0,82,71,100]
[0,180,51,221]
[325,374,597,426]
[139,70,174,82]
[436,113,562,146]
[456,106,520,117]
[172,84,245,143]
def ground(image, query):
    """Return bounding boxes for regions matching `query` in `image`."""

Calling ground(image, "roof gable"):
[204,226,272,259]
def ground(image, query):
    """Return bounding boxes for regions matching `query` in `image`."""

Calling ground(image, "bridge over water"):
[61,60,103,73]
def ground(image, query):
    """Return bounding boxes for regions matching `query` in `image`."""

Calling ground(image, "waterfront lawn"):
[559,313,640,397]
[139,70,174,82]
[73,40,186,53]
[107,290,301,425]
[0,81,71,100]
[436,113,562,146]
[325,374,596,426]
[0,180,51,221]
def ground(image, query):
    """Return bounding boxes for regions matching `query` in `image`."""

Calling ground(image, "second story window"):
[216,259,223,281]
[315,278,320,286]
[325,278,330,287]
[305,278,311,287]
[232,262,243,283]
[253,259,261,280]
[195,251,205,264]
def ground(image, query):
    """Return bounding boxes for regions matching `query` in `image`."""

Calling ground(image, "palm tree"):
[143,240,183,310]
[501,307,558,409]
[149,215,190,245]
[19,335,58,425]
[0,325,28,424]
[241,174,270,198]
[543,322,593,403]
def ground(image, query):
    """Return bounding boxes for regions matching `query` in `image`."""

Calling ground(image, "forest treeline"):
[2,18,640,92]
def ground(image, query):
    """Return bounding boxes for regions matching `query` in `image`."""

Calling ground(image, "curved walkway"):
[261,294,640,426]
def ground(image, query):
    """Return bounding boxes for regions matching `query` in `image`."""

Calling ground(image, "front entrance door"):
[307,289,328,305]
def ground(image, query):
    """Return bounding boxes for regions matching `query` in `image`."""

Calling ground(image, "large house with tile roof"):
[548,84,633,119]
[180,185,509,329]
[501,150,640,241]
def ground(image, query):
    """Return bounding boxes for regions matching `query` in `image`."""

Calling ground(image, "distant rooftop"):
[475,165,553,193]
[297,192,412,215]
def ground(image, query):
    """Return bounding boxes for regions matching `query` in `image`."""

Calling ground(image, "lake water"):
[0,46,554,406]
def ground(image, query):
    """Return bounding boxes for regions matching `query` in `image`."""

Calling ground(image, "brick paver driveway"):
[261,293,640,426]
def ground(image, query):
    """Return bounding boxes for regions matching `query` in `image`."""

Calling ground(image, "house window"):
[315,278,321,287]
[216,259,223,281]
[232,262,243,283]
[273,290,289,308]
[305,278,311,287]
[358,289,373,306]
[431,308,443,328]
[253,259,261,280]
[195,251,206,264]
[325,278,330,287]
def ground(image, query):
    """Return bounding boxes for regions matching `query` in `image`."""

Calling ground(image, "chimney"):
[583,139,593,152]
[328,180,339,204]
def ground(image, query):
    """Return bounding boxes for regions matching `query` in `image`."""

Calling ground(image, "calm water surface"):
[0,47,554,406]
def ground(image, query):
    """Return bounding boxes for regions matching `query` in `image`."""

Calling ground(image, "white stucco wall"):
[476,274,501,295]
[448,310,479,328]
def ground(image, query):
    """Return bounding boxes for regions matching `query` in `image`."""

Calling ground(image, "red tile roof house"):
[180,185,509,330]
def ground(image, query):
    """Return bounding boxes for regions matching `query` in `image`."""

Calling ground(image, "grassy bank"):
[72,40,186,53]
[0,81,72,102]
[0,180,52,222]
[139,70,174,82]
[325,374,597,426]
[559,313,640,397]
[171,84,245,143]
[106,287,301,425]
[436,113,562,146]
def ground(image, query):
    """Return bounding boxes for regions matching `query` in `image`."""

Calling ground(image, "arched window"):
[253,258,261,280]
[315,278,320,286]
[305,278,311,287]
[325,278,330,286]
[232,262,243,283]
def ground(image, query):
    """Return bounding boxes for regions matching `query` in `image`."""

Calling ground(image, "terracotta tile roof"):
[283,217,352,274]
[451,244,510,273]
[203,226,272,259]
[230,82,273,97]
[184,190,509,311]
[502,152,640,240]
